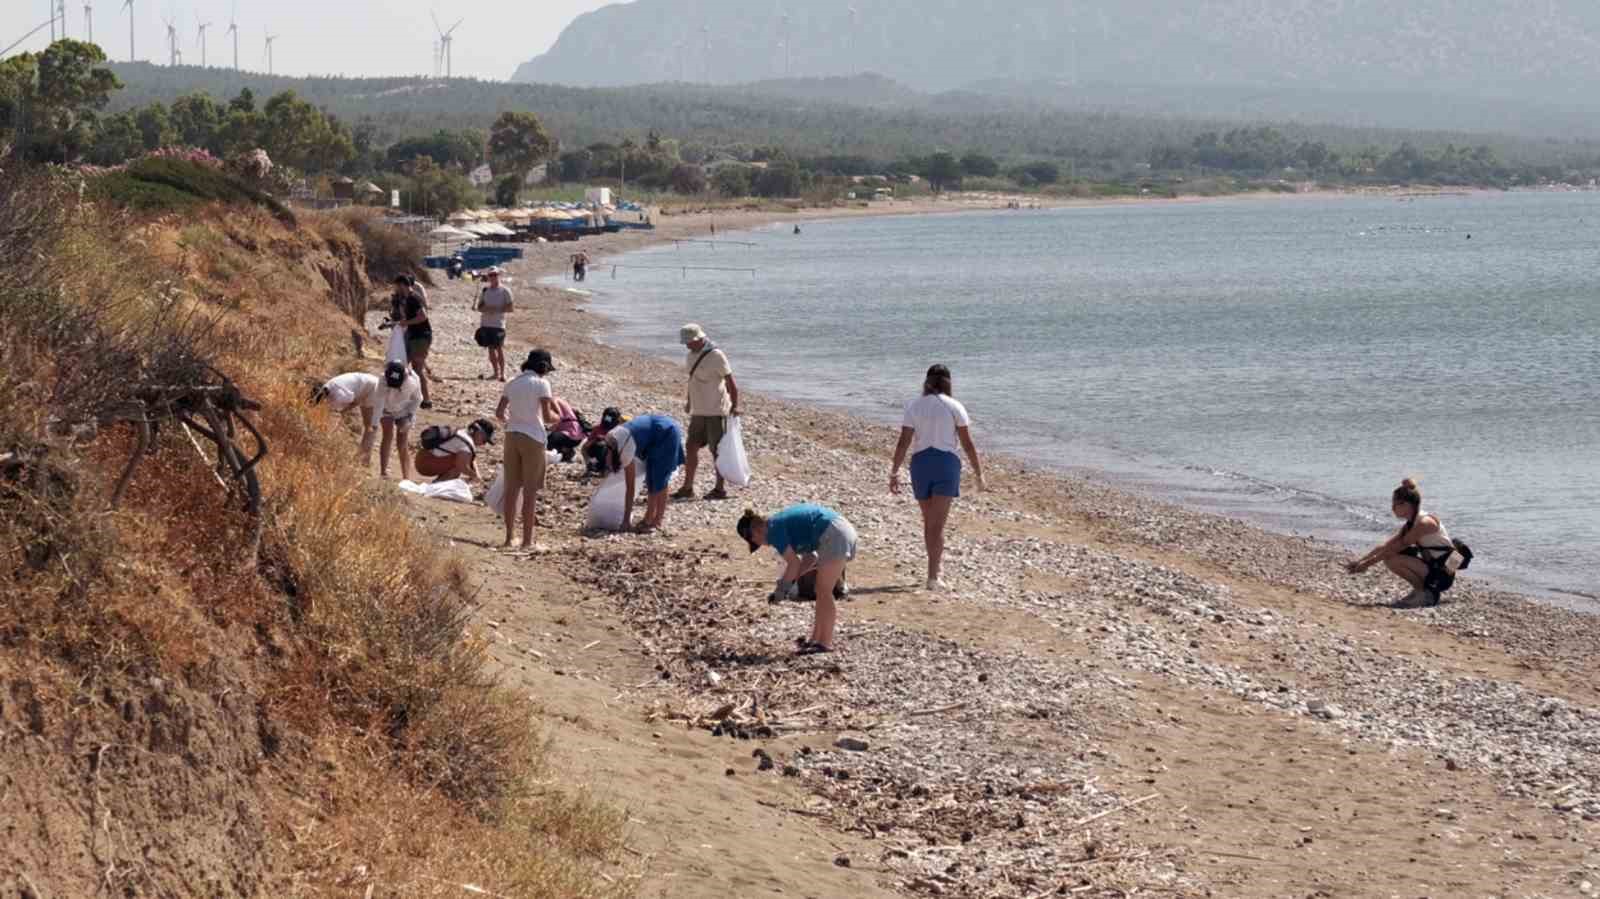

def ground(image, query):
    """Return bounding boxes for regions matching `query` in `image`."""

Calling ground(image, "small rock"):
[705,670,723,687]
[724,767,736,777]
[1444,758,1459,772]
[833,854,851,868]
[782,764,800,777]
[835,736,870,752]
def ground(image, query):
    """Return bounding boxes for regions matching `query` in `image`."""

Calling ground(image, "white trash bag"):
[585,472,628,532]
[398,478,474,504]
[715,415,753,487]
[484,467,507,518]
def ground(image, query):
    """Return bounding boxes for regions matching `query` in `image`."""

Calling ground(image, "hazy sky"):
[3,0,616,79]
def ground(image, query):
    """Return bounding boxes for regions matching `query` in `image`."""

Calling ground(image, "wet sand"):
[378,201,1600,897]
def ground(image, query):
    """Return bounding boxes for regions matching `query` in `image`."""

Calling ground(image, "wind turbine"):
[263,29,275,75]
[120,0,133,60]
[701,24,710,82]
[50,0,57,41]
[196,19,209,66]
[225,4,238,70]
[780,11,790,78]
[163,14,178,65]
[84,1,93,42]
[846,4,857,72]
[431,13,463,78]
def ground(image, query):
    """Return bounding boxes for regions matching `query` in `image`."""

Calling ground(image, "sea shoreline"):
[551,197,1589,609]
[398,194,1600,896]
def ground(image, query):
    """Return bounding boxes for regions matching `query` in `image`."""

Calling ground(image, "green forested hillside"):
[102,64,1600,179]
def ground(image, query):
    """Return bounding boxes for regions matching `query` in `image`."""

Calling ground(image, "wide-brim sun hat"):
[679,323,706,345]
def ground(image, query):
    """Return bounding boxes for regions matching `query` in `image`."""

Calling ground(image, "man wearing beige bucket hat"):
[674,322,740,501]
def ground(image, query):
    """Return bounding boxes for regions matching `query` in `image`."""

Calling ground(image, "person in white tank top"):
[1345,477,1455,607]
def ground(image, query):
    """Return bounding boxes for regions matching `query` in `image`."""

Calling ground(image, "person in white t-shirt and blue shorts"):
[495,349,560,550]
[889,364,986,591]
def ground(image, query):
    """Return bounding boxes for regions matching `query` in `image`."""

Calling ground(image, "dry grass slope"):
[0,161,629,898]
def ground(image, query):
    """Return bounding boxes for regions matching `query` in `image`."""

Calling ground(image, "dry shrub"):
[324,206,435,287]
[2,162,630,894]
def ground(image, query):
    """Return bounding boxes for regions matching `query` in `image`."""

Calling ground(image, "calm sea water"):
[570,194,1600,606]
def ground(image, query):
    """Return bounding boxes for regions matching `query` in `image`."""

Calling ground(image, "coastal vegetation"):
[66,62,1600,202]
[0,132,629,895]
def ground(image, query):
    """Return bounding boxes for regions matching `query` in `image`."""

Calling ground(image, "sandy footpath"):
[368,200,1600,898]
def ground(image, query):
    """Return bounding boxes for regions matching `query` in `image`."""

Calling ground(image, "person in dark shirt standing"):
[390,275,435,409]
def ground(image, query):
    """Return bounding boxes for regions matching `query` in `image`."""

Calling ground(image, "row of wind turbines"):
[40,0,273,73]
[37,1,467,79]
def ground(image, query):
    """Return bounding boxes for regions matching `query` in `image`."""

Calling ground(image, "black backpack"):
[419,424,456,452]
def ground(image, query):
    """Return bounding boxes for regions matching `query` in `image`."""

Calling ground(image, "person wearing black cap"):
[495,350,560,549]
[376,360,423,480]
[389,275,435,409]
[737,504,857,654]
[414,418,494,482]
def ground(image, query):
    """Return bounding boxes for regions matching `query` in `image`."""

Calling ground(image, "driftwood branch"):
[107,416,151,511]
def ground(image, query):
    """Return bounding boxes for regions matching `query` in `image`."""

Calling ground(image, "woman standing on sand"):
[1346,478,1463,608]
[737,503,857,654]
[890,364,986,591]
[603,413,685,533]
[389,276,435,410]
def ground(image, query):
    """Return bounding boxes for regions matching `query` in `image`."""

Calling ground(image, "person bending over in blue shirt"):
[737,503,858,654]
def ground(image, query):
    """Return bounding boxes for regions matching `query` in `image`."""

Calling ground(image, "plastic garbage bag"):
[484,467,507,518]
[398,478,473,503]
[384,324,408,366]
[715,415,753,487]
[585,472,628,531]
[547,449,561,465]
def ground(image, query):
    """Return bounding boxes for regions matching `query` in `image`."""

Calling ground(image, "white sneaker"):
[926,578,947,592]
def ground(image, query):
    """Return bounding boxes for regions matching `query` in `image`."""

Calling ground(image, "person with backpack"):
[737,504,858,654]
[414,419,495,483]
[673,323,740,501]
[1346,478,1472,607]
[473,267,513,382]
[602,413,685,533]
[889,364,986,592]
[389,275,435,410]
[495,350,560,550]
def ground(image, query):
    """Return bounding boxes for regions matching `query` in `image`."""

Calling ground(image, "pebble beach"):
[382,200,1600,897]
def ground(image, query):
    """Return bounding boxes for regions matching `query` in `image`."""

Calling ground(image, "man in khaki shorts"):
[673,322,740,500]
[495,349,560,550]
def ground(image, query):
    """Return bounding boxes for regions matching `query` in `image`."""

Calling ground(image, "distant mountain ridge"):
[514,0,1600,118]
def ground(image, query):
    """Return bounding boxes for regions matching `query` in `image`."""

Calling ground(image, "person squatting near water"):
[738,504,858,654]
[890,364,986,591]
[388,275,435,410]
[674,322,740,501]
[312,361,423,480]
[496,349,560,551]
[602,413,685,533]
[1346,477,1474,608]
[474,267,514,382]
[415,418,495,483]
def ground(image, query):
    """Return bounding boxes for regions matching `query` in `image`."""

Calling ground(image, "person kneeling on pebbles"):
[1346,477,1471,608]
[414,419,495,483]
[738,504,858,655]
[603,413,685,533]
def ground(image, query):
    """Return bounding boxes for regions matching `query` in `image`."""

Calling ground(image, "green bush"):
[89,157,294,224]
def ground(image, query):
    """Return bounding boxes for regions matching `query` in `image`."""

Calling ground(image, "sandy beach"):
[377,200,1599,897]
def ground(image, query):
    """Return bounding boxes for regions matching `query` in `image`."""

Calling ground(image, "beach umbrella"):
[428,225,475,240]
[447,211,474,223]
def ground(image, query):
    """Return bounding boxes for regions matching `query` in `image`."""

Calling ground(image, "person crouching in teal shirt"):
[737,503,858,654]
